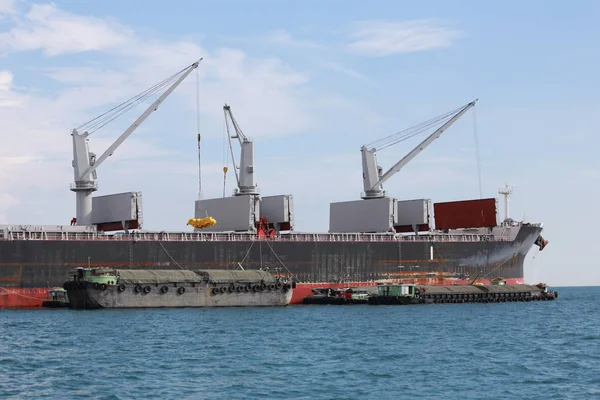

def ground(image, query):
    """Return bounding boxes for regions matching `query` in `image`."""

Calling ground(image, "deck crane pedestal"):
[329,100,478,233]
[70,60,201,227]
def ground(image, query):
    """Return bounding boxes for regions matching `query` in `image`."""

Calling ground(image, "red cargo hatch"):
[434,198,497,229]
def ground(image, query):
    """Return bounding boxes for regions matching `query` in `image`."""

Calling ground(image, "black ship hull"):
[0,224,543,306]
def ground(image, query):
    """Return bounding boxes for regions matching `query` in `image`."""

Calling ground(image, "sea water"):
[0,286,598,399]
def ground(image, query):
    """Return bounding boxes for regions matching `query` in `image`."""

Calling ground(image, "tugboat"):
[41,287,69,308]
[63,267,294,309]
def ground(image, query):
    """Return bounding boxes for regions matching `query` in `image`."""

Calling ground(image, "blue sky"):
[0,0,598,286]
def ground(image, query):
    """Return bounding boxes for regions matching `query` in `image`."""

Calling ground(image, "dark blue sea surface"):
[1,286,599,399]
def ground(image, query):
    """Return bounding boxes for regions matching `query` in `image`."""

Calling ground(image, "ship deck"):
[0,223,542,243]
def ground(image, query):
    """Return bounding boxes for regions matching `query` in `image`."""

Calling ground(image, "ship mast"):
[498,183,513,221]
[71,59,201,226]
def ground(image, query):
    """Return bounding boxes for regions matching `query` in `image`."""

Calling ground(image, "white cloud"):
[264,29,325,49]
[0,70,11,90]
[198,48,314,138]
[346,19,463,57]
[319,60,366,80]
[0,70,23,106]
[36,47,315,140]
[0,155,51,221]
[580,169,600,179]
[0,0,15,19]
[0,3,132,55]
[0,191,18,221]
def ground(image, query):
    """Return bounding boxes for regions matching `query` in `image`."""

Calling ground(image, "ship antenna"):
[498,183,513,221]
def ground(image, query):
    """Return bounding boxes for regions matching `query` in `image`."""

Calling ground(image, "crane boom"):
[80,60,201,180]
[223,104,248,143]
[362,100,477,199]
[71,59,202,226]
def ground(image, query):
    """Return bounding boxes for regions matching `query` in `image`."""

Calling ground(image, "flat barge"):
[368,281,558,305]
[64,267,294,309]
[299,279,558,305]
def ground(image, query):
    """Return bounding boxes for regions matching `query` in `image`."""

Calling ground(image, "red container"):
[434,198,497,230]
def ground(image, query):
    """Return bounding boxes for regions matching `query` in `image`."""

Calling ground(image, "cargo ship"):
[0,60,548,308]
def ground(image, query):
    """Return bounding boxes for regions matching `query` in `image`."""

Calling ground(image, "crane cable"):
[472,106,483,199]
[196,67,203,201]
[222,116,228,198]
[367,104,466,151]
[224,108,240,185]
[76,65,190,135]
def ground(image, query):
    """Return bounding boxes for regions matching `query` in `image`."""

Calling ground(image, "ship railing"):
[2,230,516,242]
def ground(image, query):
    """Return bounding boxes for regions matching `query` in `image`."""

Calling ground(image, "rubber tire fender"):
[143,286,151,294]
[160,286,169,294]
[118,284,126,292]
[177,287,186,295]
[135,285,143,293]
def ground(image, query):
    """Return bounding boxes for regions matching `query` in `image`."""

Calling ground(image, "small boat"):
[41,287,69,308]
[302,287,374,305]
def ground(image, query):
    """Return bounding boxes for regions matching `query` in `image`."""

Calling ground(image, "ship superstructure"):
[0,61,547,308]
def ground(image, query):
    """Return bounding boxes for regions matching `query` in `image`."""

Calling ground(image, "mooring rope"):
[263,239,301,282]
[157,241,185,270]
[0,287,48,300]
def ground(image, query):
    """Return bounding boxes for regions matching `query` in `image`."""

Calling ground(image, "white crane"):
[361,100,477,199]
[223,104,259,196]
[71,59,202,226]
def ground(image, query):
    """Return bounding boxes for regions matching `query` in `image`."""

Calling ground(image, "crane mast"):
[71,59,201,226]
[361,100,477,199]
[223,104,259,196]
